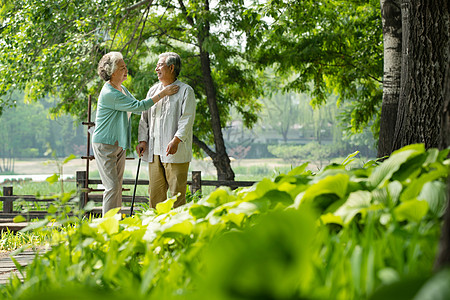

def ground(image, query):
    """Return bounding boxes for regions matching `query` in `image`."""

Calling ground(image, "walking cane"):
[130,157,141,216]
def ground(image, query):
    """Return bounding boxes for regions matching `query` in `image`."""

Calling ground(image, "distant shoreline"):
[0,174,75,184]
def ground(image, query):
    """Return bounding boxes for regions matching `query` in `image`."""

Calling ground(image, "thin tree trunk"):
[378,0,402,157]
[195,0,234,181]
[178,0,235,181]
[198,49,235,180]
[8,151,12,172]
[392,0,448,151]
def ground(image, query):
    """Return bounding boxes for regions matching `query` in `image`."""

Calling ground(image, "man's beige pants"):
[148,155,189,208]
[92,142,126,216]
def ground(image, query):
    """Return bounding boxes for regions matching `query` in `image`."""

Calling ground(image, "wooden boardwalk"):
[0,220,29,232]
[0,248,42,285]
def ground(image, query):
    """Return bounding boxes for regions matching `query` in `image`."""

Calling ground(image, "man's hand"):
[136,141,148,157]
[166,136,181,155]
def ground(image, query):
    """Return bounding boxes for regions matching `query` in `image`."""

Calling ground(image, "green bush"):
[268,142,346,168]
[0,144,448,300]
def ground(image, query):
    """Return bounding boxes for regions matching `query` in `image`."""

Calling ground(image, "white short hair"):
[97,52,123,81]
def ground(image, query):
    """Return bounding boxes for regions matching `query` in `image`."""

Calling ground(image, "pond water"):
[0,174,75,184]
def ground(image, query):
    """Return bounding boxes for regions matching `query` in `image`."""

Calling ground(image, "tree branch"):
[193,134,216,158]
[129,5,152,61]
[178,0,195,27]
[125,0,154,12]
[121,4,150,57]
[109,11,130,52]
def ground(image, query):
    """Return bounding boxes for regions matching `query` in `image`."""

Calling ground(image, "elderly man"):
[136,52,196,208]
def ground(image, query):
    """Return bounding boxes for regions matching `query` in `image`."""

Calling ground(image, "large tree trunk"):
[379,0,450,270]
[435,60,450,270]
[195,0,235,181]
[377,0,402,157]
[391,0,448,150]
[392,0,450,271]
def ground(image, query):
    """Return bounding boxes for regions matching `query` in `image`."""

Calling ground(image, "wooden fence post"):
[3,186,13,213]
[76,171,87,209]
[191,171,202,195]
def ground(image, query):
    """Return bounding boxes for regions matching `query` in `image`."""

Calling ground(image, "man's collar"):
[161,79,179,87]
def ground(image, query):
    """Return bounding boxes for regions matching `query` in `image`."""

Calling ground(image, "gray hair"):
[159,52,181,78]
[97,52,123,81]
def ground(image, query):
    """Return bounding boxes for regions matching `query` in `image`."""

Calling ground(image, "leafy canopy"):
[252,0,383,133]
[0,0,265,153]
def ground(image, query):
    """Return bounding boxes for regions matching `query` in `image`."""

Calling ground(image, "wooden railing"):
[0,186,61,220]
[76,170,256,209]
[0,171,256,220]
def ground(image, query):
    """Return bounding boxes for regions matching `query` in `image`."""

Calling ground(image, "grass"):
[1,181,77,196]
[0,228,49,252]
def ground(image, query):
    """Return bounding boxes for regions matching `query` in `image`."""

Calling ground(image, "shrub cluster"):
[0,144,449,300]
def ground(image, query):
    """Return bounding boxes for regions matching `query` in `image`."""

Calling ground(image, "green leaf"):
[189,204,214,219]
[391,153,426,182]
[221,212,246,227]
[63,154,77,164]
[417,181,447,217]
[99,215,119,236]
[369,277,427,300]
[46,173,60,184]
[13,215,26,223]
[20,219,49,232]
[423,148,440,164]
[341,150,359,166]
[369,144,425,188]
[204,187,235,207]
[387,181,403,206]
[83,201,96,212]
[400,164,448,202]
[162,219,193,237]
[351,245,363,295]
[394,199,428,223]
[334,190,372,225]
[10,256,24,276]
[220,202,260,227]
[320,212,343,225]
[228,201,259,216]
[156,198,177,214]
[47,204,58,214]
[413,269,450,300]
[249,197,272,212]
[300,173,349,205]
[377,268,400,285]
[287,162,309,176]
[261,190,293,208]
[60,192,72,204]
[104,207,121,218]
[67,3,75,17]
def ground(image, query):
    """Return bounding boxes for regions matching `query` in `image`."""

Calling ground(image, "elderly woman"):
[93,51,179,216]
